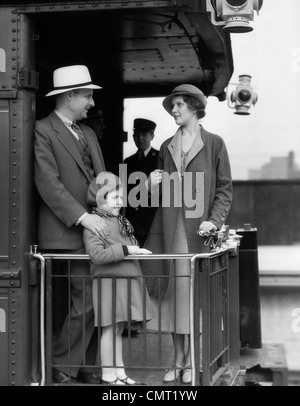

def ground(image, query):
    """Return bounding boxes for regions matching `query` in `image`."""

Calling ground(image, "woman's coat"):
[145,125,233,255]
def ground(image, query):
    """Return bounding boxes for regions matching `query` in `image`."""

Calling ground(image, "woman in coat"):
[144,84,233,384]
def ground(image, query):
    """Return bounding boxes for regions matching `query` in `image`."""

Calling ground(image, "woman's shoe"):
[182,366,192,384]
[163,365,182,383]
[101,378,125,385]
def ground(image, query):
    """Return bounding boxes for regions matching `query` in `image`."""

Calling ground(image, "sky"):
[123,0,300,180]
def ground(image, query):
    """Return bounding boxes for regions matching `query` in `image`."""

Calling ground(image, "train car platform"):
[120,332,288,386]
[122,331,189,387]
[257,244,300,383]
[119,245,300,386]
[258,244,300,285]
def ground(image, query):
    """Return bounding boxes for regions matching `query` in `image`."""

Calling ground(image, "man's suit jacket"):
[34,111,106,250]
[124,147,159,243]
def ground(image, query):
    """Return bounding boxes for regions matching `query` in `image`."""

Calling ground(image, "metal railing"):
[30,246,238,386]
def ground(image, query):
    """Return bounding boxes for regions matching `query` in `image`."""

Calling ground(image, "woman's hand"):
[197,221,217,237]
[128,246,152,255]
[148,169,163,188]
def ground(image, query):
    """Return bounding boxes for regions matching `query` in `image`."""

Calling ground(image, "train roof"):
[0,0,234,101]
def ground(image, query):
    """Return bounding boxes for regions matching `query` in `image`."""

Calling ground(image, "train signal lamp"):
[227,75,258,115]
[206,0,263,33]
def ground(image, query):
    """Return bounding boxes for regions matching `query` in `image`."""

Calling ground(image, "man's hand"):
[81,214,109,239]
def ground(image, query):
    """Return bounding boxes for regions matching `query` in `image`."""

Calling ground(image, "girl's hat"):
[162,84,207,115]
[45,65,102,97]
[87,172,122,206]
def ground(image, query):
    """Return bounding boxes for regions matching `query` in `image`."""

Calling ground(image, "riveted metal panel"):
[2,1,177,14]
[7,13,37,386]
[0,8,18,98]
[0,11,37,385]
[7,13,36,274]
[0,293,9,386]
[0,102,9,258]
[0,294,9,386]
[9,98,22,275]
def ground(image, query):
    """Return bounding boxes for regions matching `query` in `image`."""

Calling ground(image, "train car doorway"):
[33,9,125,174]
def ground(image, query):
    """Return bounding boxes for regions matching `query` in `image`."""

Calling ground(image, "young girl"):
[83,171,154,385]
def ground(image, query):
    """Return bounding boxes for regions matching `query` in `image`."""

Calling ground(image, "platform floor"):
[121,245,300,386]
[122,331,191,386]
[122,245,300,386]
[257,245,300,377]
[120,332,288,386]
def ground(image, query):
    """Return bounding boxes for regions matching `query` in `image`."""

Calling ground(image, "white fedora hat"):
[45,65,102,97]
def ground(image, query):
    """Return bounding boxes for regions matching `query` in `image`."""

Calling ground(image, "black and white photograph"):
[0,0,299,389]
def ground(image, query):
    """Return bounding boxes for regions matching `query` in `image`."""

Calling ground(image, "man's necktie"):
[137,150,145,164]
[72,122,88,148]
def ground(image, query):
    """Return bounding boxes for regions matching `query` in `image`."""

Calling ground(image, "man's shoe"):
[52,368,79,384]
[78,370,102,384]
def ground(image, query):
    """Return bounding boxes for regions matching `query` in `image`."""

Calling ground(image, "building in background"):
[249,151,300,179]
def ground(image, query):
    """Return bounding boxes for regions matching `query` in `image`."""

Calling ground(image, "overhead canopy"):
[4,1,233,101]
[114,9,233,100]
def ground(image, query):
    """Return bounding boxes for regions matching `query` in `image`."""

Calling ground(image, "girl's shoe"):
[119,376,138,385]
[101,378,125,385]
[163,365,183,383]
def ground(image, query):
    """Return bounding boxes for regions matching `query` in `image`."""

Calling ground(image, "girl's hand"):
[128,246,152,255]
[136,248,152,255]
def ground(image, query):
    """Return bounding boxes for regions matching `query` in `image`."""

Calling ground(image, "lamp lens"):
[238,89,252,102]
[226,0,248,8]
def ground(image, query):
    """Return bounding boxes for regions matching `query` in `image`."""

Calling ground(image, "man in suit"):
[124,118,159,247]
[34,65,108,384]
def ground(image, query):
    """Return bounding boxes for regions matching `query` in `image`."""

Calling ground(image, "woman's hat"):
[45,65,102,97]
[87,172,122,207]
[162,84,207,115]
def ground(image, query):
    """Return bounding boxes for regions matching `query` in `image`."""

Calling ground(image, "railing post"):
[45,259,53,385]
[201,258,211,386]
[191,256,201,386]
[29,245,46,387]
[228,250,240,362]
